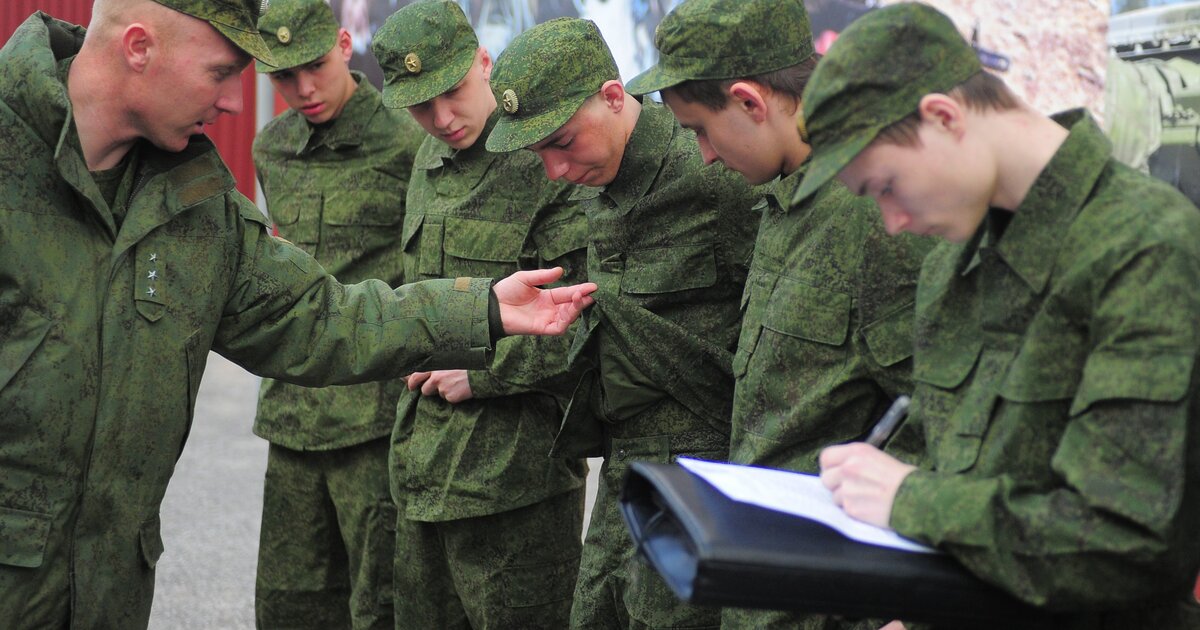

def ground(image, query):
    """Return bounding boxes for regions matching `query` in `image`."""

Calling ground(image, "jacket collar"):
[600,100,675,214]
[284,72,379,155]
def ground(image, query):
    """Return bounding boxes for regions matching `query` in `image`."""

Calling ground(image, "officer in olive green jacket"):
[488,18,763,630]
[250,1,426,627]
[627,2,933,628]
[0,2,595,628]
[369,2,589,627]
[810,4,1200,628]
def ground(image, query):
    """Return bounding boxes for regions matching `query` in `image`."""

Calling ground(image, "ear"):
[337,28,353,62]
[599,80,626,113]
[728,81,768,124]
[917,93,965,137]
[477,47,493,80]
[122,23,153,72]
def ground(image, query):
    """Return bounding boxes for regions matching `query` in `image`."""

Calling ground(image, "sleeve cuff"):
[890,470,999,548]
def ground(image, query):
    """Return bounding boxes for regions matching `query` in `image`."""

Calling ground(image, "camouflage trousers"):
[721,607,892,630]
[393,487,584,630]
[570,402,727,629]
[255,438,395,630]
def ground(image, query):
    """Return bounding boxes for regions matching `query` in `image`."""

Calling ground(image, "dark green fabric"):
[255,0,339,72]
[562,101,762,628]
[626,0,813,96]
[253,74,425,450]
[372,0,478,109]
[797,2,982,203]
[255,439,395,630]
[486,18,620,152]
[891,112,1200,626]
[393,486,584,629]
[722,168,933,630]
[0,15,494,628]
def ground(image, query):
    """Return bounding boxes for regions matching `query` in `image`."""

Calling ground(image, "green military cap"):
[794,2,981,203]
[371,0,479,109]
[254,0,338,72]
[152,0,275,66]
[626,0,813,96]
[486,18,619,152]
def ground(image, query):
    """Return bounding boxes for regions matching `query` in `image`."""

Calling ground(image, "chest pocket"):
[414,216,527,279]
[621,243,717,294]
[268,191,321,245]
[913,342,995,473]
[322,171,404,228]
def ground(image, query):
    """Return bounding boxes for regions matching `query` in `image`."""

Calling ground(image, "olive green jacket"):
[253,74,425,450]
[0,14,495,629]
[894,112,1200,627]
[395,116,588,521]
[729,167,933,471]
[554,101,762,456]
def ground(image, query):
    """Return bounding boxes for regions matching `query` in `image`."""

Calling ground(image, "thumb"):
[508,267,564,287]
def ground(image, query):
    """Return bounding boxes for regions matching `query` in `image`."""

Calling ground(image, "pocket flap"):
[914,340,983,389]
[763,278,850,346]
[442,217,527,262]
[0,506,52,568]
[323,188,404,227]
[0,301,52,393]
[1069,351,1193,416]
[621,244,716,294]
[862,305,916,367]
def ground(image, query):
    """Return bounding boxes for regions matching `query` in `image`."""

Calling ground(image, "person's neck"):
[780,129,811,178]
[986,108,1069,212]
[68,48,139,171]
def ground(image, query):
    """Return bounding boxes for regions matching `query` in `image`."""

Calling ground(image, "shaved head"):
[87,0,179,44]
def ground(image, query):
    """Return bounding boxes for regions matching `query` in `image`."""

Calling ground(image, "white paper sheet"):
[677,458,938,554]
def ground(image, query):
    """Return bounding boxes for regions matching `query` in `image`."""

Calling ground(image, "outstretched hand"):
[819,442,916,529]
[493,267,597,336]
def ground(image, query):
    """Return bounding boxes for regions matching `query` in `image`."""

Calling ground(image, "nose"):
[296,72,316,99]
[697,136,720,166]
[431,99,454,131]
[216,75,245,116]
[539,152,570,181]
[878,200,911,235]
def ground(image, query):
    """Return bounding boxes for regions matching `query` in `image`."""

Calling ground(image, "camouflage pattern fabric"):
[722,170,933,630]
[564,102,762,629]
[796,2,982,203]
[251,73,423,629]
[393,486,584,629]
[625,0,813,95]
[0,14,495,628]
[372,0,479,110]
[254,74,424,450]
[392,111,589,625]
[892,112,1200,627]
[255,438,395,630]
[152,0,275,64]
[255,0,339,72]
[485,18,620,153]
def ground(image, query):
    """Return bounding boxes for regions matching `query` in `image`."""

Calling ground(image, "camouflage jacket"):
[729,167,932,471]
[555,101,761,455]
[253,74,424,450]
[0,14,495,629]
[395,114,588,521]
[893,111,1200,626]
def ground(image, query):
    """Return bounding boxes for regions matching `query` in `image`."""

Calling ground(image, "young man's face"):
[269,31,357,125]
[661,88,783,185]
[837,123,991,243]
[136,16,249,152]
[407,49,495,150]
[527,95,626,187]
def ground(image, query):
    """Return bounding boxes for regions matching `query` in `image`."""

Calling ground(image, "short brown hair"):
[875,70,1020,146]
[664,55,821,113]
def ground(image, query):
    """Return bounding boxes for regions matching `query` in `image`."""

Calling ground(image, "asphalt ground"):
[148,352,600,629]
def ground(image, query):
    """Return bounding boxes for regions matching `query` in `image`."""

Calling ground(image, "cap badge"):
[502,89,519,114]
[404,53,422,74]
[276,26,291,45]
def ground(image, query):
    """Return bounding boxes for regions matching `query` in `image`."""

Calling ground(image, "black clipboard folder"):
[619,461,1057,628]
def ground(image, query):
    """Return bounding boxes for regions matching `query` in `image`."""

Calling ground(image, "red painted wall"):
[1,2,258,199]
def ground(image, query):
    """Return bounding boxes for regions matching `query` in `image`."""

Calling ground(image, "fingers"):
[406,372,431,390]
[546,282,598,304]
[510,266,565,287]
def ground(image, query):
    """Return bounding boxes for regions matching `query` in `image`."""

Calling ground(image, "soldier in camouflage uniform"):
[487,18,763,630]
[0,0,596,627]
[808,4,1200,627]
[368,2,590,627]
[626,1,933,628]
[250,0,425,627]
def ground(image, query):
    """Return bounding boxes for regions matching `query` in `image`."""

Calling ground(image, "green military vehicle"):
[1106,0,1200,205]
